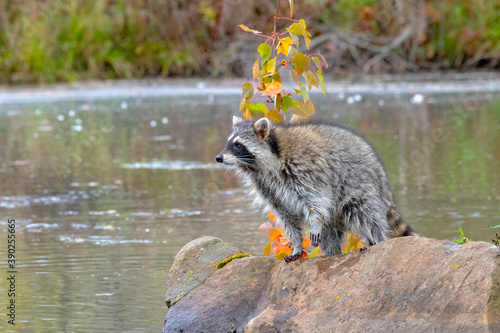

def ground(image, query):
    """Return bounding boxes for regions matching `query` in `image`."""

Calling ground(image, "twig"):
[273,0,281,57]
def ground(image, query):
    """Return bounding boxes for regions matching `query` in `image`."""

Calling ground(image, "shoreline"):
[0,72,499,105]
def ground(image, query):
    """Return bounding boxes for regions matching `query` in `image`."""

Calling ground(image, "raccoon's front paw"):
[284,253,301,262]
[310,232,321,248]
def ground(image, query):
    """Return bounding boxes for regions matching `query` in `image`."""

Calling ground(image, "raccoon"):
[215,116,416,262]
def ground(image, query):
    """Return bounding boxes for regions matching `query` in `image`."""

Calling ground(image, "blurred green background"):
[1,0,499,84]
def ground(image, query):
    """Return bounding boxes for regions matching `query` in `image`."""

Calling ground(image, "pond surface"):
[0,78,499,331]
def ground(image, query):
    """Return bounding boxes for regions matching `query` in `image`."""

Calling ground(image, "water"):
[0,79,499,331]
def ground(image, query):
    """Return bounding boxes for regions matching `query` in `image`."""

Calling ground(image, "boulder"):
[164,236,243,308]
[163,236,500,333]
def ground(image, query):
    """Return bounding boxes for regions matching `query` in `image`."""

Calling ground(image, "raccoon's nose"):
[215,154,223,163]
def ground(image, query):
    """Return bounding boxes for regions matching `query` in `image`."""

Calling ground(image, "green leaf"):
[247,102,269,117]
[489,224,500,229]
[290,69,299,84]
[281,96,293,112]
[288,45,298,58]
[287,20,311,49]
[257,43,271,63]
[299,81,310,102]
[291,53,310,76]
[267,57,276,75]
[263,70,281,84]
[287,22,311,37]
[317,70,326,94]
[240,82,254,111]
[302,70,319,91]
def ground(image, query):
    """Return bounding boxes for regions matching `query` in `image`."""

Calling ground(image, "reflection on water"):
[0,84,499,331]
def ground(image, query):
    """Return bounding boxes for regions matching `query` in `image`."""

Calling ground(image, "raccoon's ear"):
[253,118,271,140]
[232,116,243,128]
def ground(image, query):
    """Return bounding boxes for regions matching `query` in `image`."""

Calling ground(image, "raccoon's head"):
[215,116,279,170]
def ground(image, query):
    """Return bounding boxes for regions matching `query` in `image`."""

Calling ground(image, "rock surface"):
[163,236,500,333]
[164,236,243,308]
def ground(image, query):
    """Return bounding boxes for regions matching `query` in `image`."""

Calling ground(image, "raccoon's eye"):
[234,142,243,149]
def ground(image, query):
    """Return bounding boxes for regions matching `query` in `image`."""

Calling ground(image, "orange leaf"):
[302,235,311,247]
[243,107,252,120]
[262,82,284,96]
[272,236,292,255]
[268,211,277,222]
[258,222,283,243]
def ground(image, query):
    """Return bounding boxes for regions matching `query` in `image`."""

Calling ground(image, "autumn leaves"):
[238,18,327,123]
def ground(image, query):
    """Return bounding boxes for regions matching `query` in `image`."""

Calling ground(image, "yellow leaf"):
[309,247,321,257]
[275,252,287,261]
[342,232,364,253]
[291,100,315,117]
[262,82,283,96]
[317,70,326,95]
[305,36,311,50]
[252,60,260,80]
[312,57,322,73]
[263,243,272,256]
[277,37,292,56]
[238,24,262,34]
[267,109,285,123]
[289,0,294,18]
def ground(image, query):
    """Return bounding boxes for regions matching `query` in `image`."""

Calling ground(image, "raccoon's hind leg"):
[319,224,344,256]
[346,199,389,248]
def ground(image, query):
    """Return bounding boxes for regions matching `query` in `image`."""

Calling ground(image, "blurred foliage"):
[0,0,499,83]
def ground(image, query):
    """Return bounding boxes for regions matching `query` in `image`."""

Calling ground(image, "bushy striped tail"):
[387,206,417,238]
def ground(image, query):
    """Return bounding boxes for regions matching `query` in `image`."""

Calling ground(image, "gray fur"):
[216,117,415,262]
